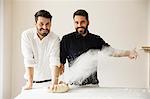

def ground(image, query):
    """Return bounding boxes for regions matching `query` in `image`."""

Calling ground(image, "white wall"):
[0,0,4,98]
[11,0,148,98]
[3,0,12,99]
[0,0,12,99]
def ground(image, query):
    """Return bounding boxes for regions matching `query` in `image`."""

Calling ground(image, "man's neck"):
[81,30,89,37]
[81,32,88,37]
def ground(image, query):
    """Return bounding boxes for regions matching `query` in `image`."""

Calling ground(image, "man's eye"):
[81,21,85,24]
[46,23,49,26]
[40,23,43,26]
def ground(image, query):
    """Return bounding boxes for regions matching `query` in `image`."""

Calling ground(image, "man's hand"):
[22,67,34,90]
[128,49,138,59]
[49,83,59,92]
[48,81,69,93]
[50,64,65,91]
[51,65,60,91]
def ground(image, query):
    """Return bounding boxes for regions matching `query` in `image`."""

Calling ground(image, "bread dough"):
[48,83,69,93]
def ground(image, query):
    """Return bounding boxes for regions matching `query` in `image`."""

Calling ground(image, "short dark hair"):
[34,10,52,22]
[73,9,89,21]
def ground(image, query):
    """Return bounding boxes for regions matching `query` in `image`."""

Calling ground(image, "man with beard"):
[21,10,60,90]
[60,9,138,86]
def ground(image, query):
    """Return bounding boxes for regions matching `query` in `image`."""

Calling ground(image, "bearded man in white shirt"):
[21,10,60,90]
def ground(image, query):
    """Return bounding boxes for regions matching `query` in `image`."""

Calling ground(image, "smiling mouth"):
[42,29,48,32]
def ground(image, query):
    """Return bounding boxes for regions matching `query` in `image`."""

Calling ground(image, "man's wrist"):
[27,82,32,85]
[125,50,130,57]
[52,77,59,84]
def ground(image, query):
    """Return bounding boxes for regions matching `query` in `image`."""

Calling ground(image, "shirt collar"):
[34,31,38,39]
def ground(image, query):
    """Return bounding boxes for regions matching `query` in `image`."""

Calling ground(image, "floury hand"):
[128,48,138,59]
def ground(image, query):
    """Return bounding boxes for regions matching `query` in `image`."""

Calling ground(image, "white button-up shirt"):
[21,28,60,81]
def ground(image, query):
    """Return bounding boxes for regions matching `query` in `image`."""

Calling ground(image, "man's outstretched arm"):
[22,67,34,90]
[101,46,138,59]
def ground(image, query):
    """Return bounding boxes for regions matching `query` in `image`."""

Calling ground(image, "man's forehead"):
[74,16,87,21]
[37,17,50,23]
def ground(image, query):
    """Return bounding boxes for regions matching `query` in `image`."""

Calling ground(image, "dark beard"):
[38,28,49,36]
[40,28,49,33]
[76,26,88,35]
[42,33,48,36]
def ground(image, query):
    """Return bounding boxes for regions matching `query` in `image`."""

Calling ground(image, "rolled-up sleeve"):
[49,37,60,68]
[21,32,36,67]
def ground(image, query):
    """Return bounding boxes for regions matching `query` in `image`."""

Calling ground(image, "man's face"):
[74,15,89,36]
[35,16,51,37]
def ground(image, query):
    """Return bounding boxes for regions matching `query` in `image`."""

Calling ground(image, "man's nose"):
[42,25,47,29]
[77,23,82,27]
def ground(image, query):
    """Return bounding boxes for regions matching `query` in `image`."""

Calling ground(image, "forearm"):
[51,65,60,85]
[101,46,130,57]
[25,67,34,85]
[112,50,130,57]
[22,67,34,90]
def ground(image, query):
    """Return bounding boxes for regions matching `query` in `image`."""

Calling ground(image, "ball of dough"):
[48,83,69,93]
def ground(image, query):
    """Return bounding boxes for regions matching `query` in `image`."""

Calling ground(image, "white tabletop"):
[15,86,150,99]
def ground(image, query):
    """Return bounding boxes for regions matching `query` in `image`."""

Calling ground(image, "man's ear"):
[87,21,90,26]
